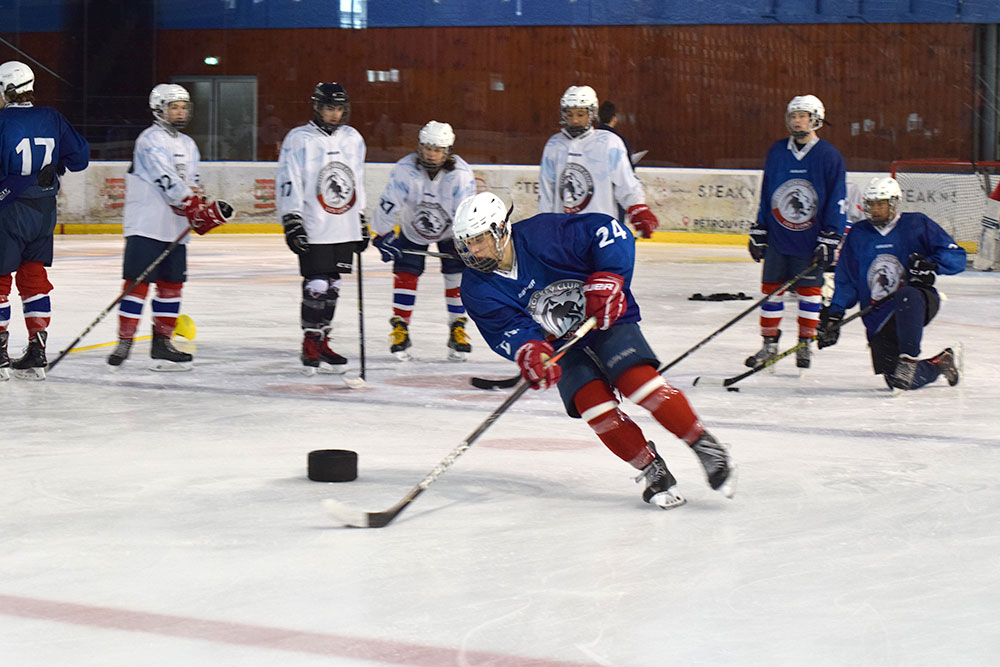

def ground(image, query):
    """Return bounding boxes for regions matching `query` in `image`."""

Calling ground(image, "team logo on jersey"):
[867,253,903,301]
[316,161,357,214]
[771,178,818,230]
[527,279,586,337]
[559,164,594,213]
[411,202,450,241]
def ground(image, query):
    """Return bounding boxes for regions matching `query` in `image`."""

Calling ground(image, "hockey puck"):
[726,387,740,392]
[308,449,358,482]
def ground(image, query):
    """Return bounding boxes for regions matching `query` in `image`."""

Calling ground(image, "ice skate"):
[389,316,412,361]
[301,330,322,376]
[11,331,47,380]
[149,332,193,372]
[690,431,736,498]
[796,336,812,371]
[106,339,133,372]
[635,443,686,510]
[744,332,780,372]
[0,331,9,381]
[930,345,961,387]
[317,334,348,375]
[888,354,917,391]
[447,316,472,362]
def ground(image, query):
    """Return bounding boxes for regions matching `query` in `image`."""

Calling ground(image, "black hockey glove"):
[816,307,845,349]
[281,213,310,255]
[813,230,842,270]
[908,253,937,287]
[356,214,371,254]
[748,224,767,262]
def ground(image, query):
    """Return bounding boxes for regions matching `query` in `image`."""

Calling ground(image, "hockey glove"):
[813,230,842,269]
[583,271,626,330]
[515,339,562,391]
[373,227,403,262]
[189,199,233,235]
[626,204,659,239]
[748,224,767,262]
[816,307,845,349]
[173,194,205,221]
[908,253,937,287]
[357,214,371,254]
[281,213,310,255]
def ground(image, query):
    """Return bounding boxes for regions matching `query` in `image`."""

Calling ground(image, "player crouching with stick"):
[816,177,964,391]
[452,192,735,508]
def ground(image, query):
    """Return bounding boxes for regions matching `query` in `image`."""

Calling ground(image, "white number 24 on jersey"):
[595,219,629,247]
[15,137,55,175]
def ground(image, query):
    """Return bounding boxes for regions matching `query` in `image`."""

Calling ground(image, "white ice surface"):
[2,235,999,667]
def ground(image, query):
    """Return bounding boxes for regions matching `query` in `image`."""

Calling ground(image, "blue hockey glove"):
[813,230,842,269]
[373,227,402,262]
[748,224,767,262]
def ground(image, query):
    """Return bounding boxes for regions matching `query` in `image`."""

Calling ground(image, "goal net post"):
[889,159,1000,260]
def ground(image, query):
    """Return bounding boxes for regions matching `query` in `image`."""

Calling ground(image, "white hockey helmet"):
[785,94,825,136]
[560,85,598,138]
[863,176,902,226]
[417,120,455,169]
[0,60,35,101]
[150,83,192,129]
[453,192,512,273]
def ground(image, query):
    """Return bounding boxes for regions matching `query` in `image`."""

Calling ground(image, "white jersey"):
[372,153,477,244]
[538,128,644,216]
[276,121,367,244]
[123,123,200,243]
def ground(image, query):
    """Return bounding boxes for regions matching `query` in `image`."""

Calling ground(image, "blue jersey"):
[0,104,89,208]
[831,212,966,335]
[461,212,639,361]
[756,137,846,257]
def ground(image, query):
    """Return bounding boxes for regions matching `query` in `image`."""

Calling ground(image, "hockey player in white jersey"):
[371,121,476,361]
[109,83,230,372]
[538,85,659,238]
[277,82,367,374]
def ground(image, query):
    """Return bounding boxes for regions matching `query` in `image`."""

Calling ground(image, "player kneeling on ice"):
[453,192,735,508]
[816,177,965,391]
[110,83,231,373]
[371,121,477,361]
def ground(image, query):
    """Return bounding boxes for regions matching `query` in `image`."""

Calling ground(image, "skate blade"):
[341,374,366,389]
[301,365,318,377]
[317,362,347,375]
[716,466,737,499]
[446,350,469,362]
[148,360,193,372]
[0,367,9,381]
[13,367,46,381]
[649,489,687,510]
[392,350,413,362]
[107,363,124,374]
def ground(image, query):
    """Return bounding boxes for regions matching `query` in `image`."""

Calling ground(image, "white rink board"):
[57,161,883,235]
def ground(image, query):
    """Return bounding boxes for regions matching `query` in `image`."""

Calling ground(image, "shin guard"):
[573,380,654,469]
[617,365,703,445]
[152,281,183,337]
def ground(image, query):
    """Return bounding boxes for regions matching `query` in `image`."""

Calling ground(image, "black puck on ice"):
[308,449,358,482]
[726,387,740,392]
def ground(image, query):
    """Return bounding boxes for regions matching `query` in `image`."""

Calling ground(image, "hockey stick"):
[470,373,520,390]
[323,316,598,528]
[656,261,819,375]
[67,314,196,353]
[692,299,879,388]
[47,227,192,372]
[401,248,458,260]
[356,248,366,381]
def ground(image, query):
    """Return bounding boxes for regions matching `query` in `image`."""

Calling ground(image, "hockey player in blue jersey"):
[747,94,847,372]
[0,61,89,381]
[453,192,735,509]
[816,177,964,391]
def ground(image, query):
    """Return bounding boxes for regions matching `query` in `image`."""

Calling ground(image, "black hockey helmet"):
[311,82,350,133]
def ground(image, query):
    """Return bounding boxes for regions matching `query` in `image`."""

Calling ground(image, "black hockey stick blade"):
[470,373,520,390]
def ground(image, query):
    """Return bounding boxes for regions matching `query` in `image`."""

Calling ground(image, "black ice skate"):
[690,431,736,498]
[318,333,347,374]
[745,332,780,370]
[930,346,961,387]
[635,443,686,510]
[389,316,412,361]
[107,339,133,372]
[150,332,193,372]
[11,331,47,380]
[888,354,918,391]
[796,336,812,370]
[447,316,472,361]
[0,331,9,381]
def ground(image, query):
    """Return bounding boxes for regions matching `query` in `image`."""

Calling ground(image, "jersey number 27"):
[596,219,629,247]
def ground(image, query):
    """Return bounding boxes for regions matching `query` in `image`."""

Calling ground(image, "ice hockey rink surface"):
[2,235,999,666]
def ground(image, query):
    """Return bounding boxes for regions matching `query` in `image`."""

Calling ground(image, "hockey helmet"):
[863,176,902,226]
[453,192,512,273]
[0,61,34,101]
[150,83,191,129]
[786,94,825,137]
[417,120,455,169]
[560,85,598,139]
[311,82,350,133]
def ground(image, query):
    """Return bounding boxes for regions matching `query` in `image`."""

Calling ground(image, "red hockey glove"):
[582,271,626,330]
[172,194,204,221]
[626,204,659,239]
[189,199,234,235]
[515,339,562,390]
